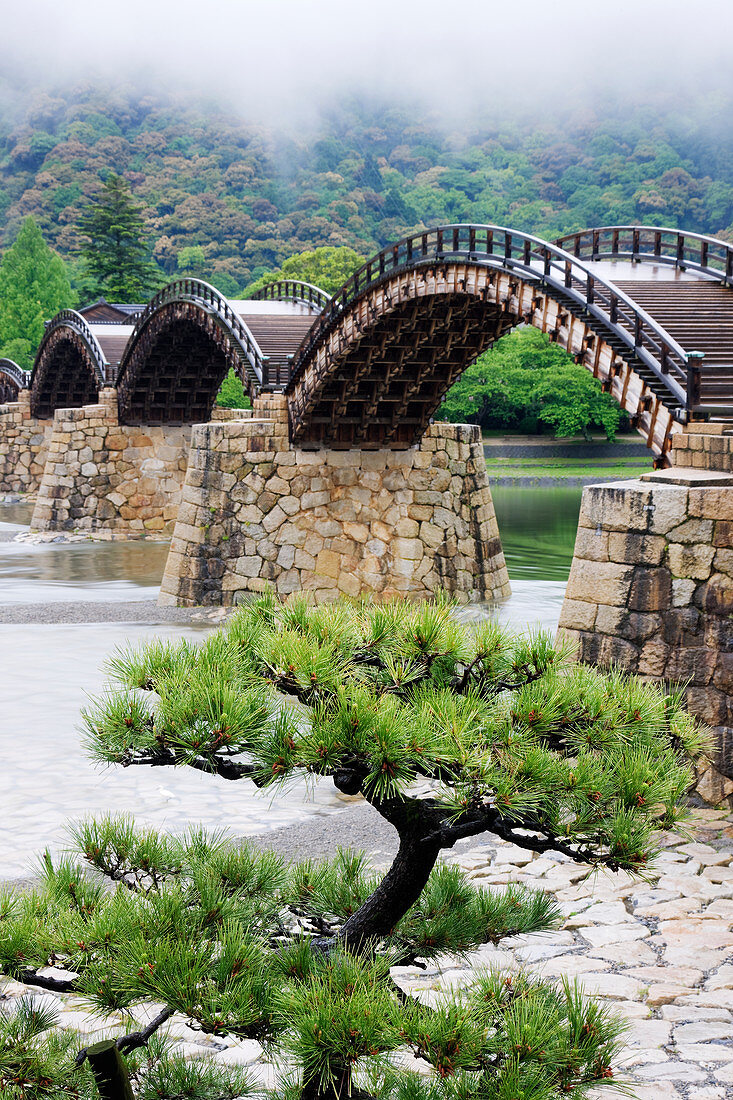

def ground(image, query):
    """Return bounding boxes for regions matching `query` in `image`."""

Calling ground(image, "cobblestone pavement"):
[2,807,732,1099]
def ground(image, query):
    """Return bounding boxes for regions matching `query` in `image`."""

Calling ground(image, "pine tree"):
[0,595,705,1099]
[0,217,75,370]
[77,174,161,302]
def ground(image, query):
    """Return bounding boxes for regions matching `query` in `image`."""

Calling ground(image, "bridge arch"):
[30,311,110,419]
[0,359,29,405]
[116,280,278,424]
[250,279,332,311]
[26,226,731,448]
[285,224,713,458]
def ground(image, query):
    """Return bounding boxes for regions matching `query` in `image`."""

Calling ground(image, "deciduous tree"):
[0,216,74,369]
[437,329,622,440]
[247,245,364,297]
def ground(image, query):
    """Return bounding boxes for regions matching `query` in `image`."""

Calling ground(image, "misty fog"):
[3,0,733,127]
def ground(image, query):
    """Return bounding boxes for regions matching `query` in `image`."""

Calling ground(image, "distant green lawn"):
[485,455,654,480]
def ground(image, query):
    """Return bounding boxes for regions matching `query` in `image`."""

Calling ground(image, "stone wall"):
[0,391,53,494]
[558,477,733,801]
[31,389,190,534]
[159,398,510,606]
[670,422,733,471]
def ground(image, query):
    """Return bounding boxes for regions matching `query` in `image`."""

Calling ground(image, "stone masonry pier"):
[159,395,510,606]
[0,390,53,494]
[559,424,733,803]
[30,389,190,535]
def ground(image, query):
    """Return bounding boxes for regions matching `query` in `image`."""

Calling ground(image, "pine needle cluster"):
[2,594,705,1099]
[3,824,618,1100]
[84,593,703,874]
[0,997,252,1097]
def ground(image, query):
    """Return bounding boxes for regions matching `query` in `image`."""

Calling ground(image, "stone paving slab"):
[640,467,733,486]
[2,806,732,1098]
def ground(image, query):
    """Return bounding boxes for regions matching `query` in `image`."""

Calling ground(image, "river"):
[0,487,581,881]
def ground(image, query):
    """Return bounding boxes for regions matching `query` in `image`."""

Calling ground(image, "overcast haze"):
[3,0,733,124]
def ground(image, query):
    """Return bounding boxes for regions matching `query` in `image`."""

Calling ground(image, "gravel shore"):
[0,599,231,625]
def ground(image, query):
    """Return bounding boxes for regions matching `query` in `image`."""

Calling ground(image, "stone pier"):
[30,389,191,535]
[159,396,510,605]
[0,391,53,494]
[558,423,733,802]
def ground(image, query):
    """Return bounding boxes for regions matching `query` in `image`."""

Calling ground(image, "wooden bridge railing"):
[38,310,112,384]
[556,225,733,286]
[287,223,694,416]
[121,278,266,393]
[0,358,31,390]
[250,280,331,311]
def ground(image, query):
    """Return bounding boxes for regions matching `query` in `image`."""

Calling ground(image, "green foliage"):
[176,243,207,275]
[437,329,621,440]
[403,970,628,1092]
[4,596,705,1099]
[82,596,702,873]
[246,245,364,296]
[0,997,95,1098]
[5,85,733,296]
[1,824,624,1100]
[77,174,162,301]
[216,367,252,408]
[0,999,251,1098]
[0,216,74,369]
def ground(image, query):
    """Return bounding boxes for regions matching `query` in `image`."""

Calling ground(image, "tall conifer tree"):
[77,174,161,301]
[0,217,74,370]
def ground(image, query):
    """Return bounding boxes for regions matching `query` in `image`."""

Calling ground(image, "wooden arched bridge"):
[9,224,733,459]
[0,359,30,405]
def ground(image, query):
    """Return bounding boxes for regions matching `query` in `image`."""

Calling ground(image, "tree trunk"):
[338,833,442,952]
[86,1040,135,1100]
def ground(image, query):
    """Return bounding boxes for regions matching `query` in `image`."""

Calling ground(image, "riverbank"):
[0,599,230,624]
[484,431,654,485]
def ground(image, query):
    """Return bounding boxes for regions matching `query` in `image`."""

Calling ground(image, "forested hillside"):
[2,82,733,295]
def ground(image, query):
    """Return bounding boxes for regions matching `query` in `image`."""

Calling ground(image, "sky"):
[3,0,733,124]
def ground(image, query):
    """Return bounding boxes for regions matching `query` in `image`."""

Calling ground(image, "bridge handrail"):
[250,280,331,311]
[287,223,692,411]
[555,225,733,286]
[121,278,265,391]
[0,358,31,389]
[36,310,111,384]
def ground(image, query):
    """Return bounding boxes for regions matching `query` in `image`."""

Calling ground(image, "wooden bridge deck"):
[612,280,733,414]
[237,311,317,388]
[93,328,134,373]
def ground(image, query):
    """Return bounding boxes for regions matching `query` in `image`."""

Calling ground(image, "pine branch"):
[120,747,265,783]
[75,1007,173,1067]
[17,969,77,994]
[426,809,620,871]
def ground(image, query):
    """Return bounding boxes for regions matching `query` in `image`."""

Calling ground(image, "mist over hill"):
[2,80,733,296]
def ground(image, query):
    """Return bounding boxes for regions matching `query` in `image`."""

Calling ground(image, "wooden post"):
[86,1040,135,1100]
[686,350,704,418]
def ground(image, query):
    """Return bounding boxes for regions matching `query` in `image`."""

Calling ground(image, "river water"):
[0,487,581,881]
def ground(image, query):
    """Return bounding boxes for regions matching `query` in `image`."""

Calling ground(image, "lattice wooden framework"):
[287,260,685,457]
[116,303,239,425]
[0,359,28,405]
[30,314,108,419]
